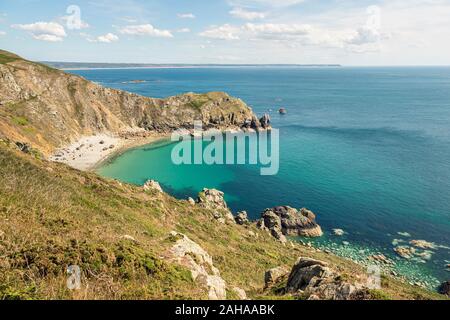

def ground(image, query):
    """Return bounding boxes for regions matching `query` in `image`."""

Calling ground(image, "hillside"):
[0,50,259,156]
[0,50,446,300]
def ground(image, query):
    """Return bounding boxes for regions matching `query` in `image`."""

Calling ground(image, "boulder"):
[439,281,450,297]
[286,258,331,292]
[166,231,227,300]
[258,206,323,241]
[259,113,271,129]
[285,257,365,300]
[197,188,235,223]
[15,142,31,154]
[143,180,163,193]
[235,211,249,225]
[264,266,290,288]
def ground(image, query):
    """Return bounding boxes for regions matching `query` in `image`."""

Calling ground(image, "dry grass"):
[0,143,445,300]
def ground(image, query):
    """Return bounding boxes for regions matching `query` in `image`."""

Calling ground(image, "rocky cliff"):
[0,50,260,156]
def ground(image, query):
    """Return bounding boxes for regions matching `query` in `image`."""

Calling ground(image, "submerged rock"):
[333,228,345,236]
[257,206,323,242]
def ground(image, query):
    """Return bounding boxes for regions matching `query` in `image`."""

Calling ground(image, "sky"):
[1,0,450,65]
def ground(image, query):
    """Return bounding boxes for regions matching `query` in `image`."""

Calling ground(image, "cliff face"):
[0,50,258,155]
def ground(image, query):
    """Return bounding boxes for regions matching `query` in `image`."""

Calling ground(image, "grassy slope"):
[0,142,445,300]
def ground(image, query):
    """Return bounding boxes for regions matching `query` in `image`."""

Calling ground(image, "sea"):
[68,66,450,287]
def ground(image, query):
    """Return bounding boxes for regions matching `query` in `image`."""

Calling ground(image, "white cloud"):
[12,22,66,41]
[0,31,6,36]
[230,7,267,20]
[177,28,191,33]
[82,32,118,43]
[229,0,305,8]
[199,24,240,40]
[97,33,119,43]
[119,24,173,38]
[177,13,196,19]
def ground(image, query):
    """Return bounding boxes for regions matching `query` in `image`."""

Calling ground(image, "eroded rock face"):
[197,188,235,223]
[258,206,323,242]
[166,231,226,300]
[143,180,163,193]
[285,257,365,300]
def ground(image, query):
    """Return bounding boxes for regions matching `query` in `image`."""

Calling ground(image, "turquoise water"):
[71,67,450,285]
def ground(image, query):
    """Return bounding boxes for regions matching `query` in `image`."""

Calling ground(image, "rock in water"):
[439,281,450,297]
[333,228,345,236]
[257,206,323,241]
[279,108,287,115]
[394,246,415,259]
[143,180,163,193]
[409,239,436,249]
[259,113,271,129]
[235,211,249,225]
[165,231,227,300]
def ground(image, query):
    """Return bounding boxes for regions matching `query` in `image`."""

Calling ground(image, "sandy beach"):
[49,132,166,171]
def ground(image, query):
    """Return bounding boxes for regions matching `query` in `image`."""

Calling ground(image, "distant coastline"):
[41,61,342,71]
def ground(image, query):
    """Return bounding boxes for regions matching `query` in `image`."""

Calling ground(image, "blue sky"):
[1,0,450,65]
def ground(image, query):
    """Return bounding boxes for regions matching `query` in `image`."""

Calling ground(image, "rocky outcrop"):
[285,257,366,300]
[0,50,262,156]
[197,188,235,224]
[143,180,163,193]
[264,266,290,288]
[257,206,323,242]
[165,231,227,300]
[235,211,249,225]
[439,281,450,297]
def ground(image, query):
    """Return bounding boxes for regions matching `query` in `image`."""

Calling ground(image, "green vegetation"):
[0,50,20,65]
[11,116,28,126]
[0,143,445,300]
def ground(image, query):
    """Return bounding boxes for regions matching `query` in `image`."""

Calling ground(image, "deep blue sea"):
[70,67,450,286]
